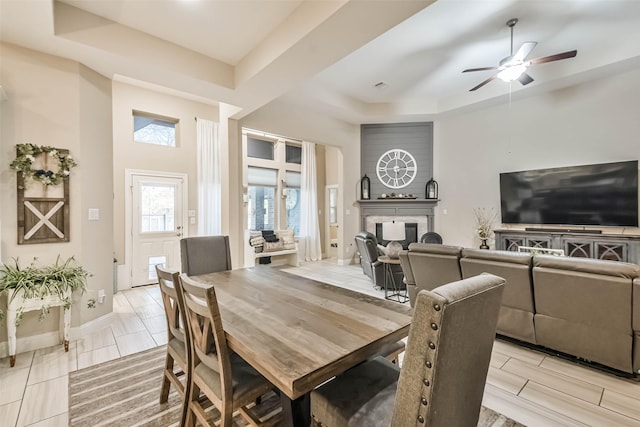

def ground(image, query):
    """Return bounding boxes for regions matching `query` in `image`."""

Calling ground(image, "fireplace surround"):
[357,199,438,241]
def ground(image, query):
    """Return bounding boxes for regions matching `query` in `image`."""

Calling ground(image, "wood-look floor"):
[1,259,639,426]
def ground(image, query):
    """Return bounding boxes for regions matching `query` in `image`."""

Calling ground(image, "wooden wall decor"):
[16,148,71,244]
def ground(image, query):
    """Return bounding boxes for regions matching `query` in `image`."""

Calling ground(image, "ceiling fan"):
[463,18,577,91]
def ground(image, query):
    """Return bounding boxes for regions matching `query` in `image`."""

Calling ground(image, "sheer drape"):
[196,118,221,236]
[299,141,322,261]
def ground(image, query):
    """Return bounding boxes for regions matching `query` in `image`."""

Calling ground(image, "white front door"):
[131,174,184,287]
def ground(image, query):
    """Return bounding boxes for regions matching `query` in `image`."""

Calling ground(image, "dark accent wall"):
[360,122,434,199]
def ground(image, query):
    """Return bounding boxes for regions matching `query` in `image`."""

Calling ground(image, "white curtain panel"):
[196,118,221,236]
[299,141,322,261]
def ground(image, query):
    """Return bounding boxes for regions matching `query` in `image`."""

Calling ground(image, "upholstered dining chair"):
[180,235,232,276]
[419,231,443,244]
[156,265,190,426]
[310,273,506,427]
[177,273,281,427]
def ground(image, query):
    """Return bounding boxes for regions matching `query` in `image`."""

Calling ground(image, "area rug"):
[69,345,524,426]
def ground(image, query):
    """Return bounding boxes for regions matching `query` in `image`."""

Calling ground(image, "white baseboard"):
[336,257,353,266]
[69,312,114,341]
[0,312,115,358]
[0,331,63,359]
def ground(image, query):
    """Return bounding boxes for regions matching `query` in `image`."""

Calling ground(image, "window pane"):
[248,186,275,231]
[134,114,176,147]
[140,184,175,232]
[248,137,274,160]
[248,167,278,186]
[286,144,302,164]
[286,188,300,235]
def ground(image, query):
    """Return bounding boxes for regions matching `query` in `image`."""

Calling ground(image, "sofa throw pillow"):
[276,229,296,250]
[264,241,284,251]
[262,230,279,243]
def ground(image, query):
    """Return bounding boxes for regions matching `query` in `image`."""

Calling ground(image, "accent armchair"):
[355,231,403,288]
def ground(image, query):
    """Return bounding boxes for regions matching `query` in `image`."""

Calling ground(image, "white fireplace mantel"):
[356,199,438,234]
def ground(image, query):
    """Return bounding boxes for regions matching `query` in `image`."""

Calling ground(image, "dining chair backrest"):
[391,273,505,426]
[177,273,233,402]
[176,273,280,426]
[156,266,187,344]
[156,265,190,425]
[180,235,232,276]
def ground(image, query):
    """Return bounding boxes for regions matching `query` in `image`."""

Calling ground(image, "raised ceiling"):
[1,0,640,123]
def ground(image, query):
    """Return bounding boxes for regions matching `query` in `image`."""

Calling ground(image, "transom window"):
[133,111,178,147]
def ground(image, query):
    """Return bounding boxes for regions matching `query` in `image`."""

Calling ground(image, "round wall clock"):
[376,148,417,189]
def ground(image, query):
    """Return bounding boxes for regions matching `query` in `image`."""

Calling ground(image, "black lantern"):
[426,178,438,199]
[361,174,371,200]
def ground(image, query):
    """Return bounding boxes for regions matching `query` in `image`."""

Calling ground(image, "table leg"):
[280,393,310,427]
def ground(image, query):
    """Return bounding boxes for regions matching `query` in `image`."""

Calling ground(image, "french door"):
[130,173,185,287]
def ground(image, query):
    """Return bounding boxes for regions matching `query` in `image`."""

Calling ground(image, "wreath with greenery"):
[9,143,78,186]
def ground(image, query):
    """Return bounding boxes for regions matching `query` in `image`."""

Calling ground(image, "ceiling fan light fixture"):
[497,65,527,82]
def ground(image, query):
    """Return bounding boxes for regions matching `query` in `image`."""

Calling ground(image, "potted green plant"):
[0,256,91,366]
[0,256,91,323]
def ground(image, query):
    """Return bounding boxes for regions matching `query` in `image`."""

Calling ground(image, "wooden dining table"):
[191,266,412,426]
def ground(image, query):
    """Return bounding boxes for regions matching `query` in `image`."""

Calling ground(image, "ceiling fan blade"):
[527,50,577,65]
[512,41,537,62]
[462,66,498,73]
[518,72,534,86]
[469,74,497,91]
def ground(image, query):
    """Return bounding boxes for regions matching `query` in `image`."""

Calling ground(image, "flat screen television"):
[500,161,639,227]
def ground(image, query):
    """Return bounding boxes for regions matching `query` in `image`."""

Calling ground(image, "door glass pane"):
[248,186,275,230]
[140,184,175,232]
[329,188,338,224]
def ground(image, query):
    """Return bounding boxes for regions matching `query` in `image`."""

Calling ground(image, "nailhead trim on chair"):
[416,300,443,427]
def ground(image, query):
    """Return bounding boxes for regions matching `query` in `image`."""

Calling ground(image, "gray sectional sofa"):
[399,243,640,375]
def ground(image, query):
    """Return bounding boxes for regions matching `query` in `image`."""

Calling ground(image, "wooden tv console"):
[494,229,640,265]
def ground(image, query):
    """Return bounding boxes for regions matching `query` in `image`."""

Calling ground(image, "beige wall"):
[111,82,219,269]
[435,67,640,249]
[0,43,113,343]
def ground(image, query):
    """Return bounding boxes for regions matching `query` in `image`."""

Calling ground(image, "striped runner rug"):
[69,345,524,426]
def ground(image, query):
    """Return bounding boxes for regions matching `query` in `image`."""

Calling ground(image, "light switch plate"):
[188,210,196,217]
[88,208,100,221]
[190,217,196,224]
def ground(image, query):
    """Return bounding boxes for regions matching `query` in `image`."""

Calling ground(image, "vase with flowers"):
[474,207,498,249]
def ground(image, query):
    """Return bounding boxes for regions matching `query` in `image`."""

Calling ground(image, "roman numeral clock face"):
[376,149,417,189]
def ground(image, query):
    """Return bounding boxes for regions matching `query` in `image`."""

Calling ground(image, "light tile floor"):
[1,260,639,426]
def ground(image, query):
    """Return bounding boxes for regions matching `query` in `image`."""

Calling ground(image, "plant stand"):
[5,289,71,367]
